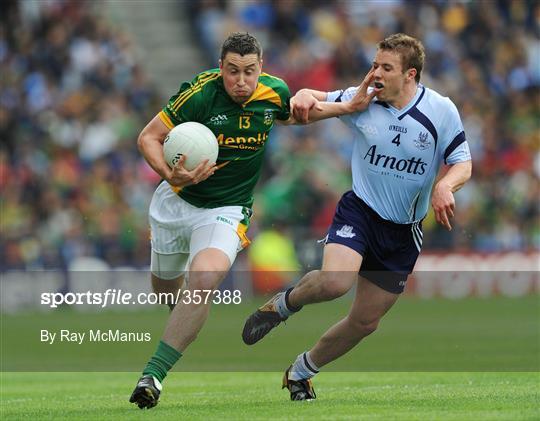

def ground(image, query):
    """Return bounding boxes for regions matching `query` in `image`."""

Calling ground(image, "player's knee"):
[189,270,224,291]
[319,272,354,300]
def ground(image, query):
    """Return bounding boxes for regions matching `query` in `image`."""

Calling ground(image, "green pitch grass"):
[1,372,538,420]
[1,296,539,419]
[2,295,538,371]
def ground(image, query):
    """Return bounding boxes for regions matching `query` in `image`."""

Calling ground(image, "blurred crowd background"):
[1,0,539,274]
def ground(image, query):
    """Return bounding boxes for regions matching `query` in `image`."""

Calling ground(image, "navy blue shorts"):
[326,191,422,294]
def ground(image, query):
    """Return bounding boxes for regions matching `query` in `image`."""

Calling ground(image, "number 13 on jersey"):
[239,116,251,129]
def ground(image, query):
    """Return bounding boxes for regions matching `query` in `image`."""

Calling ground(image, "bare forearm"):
[292,68,380,125]
[137,114,216,188]
[307,101,353,123]
[290,88,354,124]
[436,161,472,192]
[138,135,171,179]
[137,114,173,179]
[296,88,327,101]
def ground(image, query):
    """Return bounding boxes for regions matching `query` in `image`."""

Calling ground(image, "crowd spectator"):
[189,0,540,260]
[1,0,160,270]
[1,0,538,272]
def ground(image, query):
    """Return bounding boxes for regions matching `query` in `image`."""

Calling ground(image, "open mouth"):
[374,82,384,89]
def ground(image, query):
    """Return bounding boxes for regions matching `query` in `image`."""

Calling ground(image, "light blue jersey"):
[327,85,471,224]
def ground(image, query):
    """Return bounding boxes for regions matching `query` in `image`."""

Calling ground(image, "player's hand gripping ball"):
[163,122,219,170]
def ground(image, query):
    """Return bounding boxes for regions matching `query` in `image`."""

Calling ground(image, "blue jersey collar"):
[375,84,424,116]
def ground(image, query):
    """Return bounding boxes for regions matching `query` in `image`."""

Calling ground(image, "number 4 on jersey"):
[391,133,401,146]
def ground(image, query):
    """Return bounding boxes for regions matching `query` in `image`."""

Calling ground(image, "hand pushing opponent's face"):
[220,52,262,104]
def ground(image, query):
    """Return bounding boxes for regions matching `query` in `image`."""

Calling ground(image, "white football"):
[163,122,219,170]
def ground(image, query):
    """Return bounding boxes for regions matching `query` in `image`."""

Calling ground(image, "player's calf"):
[285,270,356,308]
[316,271,356,301]
[346,315,379,338]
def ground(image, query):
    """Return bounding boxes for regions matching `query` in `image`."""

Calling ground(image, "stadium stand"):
[1,0,538,272]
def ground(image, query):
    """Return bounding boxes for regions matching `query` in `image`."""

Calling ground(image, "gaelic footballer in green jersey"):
[130,33,295,410]
[158,69,291,209]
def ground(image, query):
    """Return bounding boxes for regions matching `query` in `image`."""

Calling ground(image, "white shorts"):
[149,182,251,278]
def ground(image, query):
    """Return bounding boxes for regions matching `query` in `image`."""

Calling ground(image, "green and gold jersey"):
[159,69,291,209]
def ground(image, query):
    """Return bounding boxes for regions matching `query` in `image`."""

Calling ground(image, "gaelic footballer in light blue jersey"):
[327,84,471,224]
[241,33,472,402]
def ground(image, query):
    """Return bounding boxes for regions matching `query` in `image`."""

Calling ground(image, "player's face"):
[372,50,414,104]
[220,53,262,104]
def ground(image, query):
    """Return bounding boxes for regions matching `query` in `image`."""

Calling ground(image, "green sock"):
[142,340,182,383]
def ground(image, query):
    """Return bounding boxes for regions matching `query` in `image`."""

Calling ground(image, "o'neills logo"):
[364,144,427,175]
[217,132,268,150]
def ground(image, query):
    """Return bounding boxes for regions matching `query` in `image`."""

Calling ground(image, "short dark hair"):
[220,32,262,61]
[378,33,425,83]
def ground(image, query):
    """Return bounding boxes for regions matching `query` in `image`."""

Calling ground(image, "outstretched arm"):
[290,68,382,124]
[431,160,472,231]
[277,89,327,125]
